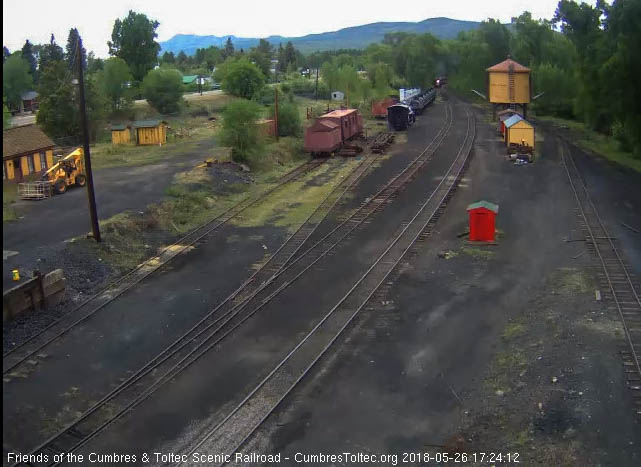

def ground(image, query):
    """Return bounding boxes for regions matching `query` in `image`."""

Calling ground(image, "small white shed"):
[331,91,345,101]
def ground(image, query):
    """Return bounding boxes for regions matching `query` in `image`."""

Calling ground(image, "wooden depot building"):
[3,124,55,182]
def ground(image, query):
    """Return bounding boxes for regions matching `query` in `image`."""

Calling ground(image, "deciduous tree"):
[36,60,78,139]
[3,55,33,109]
[108,11,160,82]
[102,57,133,112]
[216,59,264,99]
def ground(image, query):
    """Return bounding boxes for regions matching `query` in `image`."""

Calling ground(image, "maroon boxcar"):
[304,119,342,154]
[317,109,363,142]
[371,97,398,118]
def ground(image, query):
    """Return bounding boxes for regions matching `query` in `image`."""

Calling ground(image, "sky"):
[3,0,594,57]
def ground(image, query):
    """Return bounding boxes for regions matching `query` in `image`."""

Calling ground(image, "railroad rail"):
[179,106,475,465]
[561,141,641,415]
[12,104,454,466]
[3,158,325,375]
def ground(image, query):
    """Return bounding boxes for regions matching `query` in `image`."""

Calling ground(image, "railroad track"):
[10,104,454,466]
[2,158,325,375]
[178,106,475,465]
[561,141,641,415]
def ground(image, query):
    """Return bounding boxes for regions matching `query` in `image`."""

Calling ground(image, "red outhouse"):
[467,201,499,242]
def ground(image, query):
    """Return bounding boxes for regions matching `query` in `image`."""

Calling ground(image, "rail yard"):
[4,87,641,466]
[4,2,641,466]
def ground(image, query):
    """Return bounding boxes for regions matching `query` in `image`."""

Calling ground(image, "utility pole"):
[274,87,279,141]
[76,36,101,242]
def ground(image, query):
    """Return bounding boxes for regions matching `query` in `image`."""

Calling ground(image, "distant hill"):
[160,17,481,55]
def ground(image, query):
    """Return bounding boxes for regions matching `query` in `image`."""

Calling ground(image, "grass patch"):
[232,158,360,232]
[92,212,161,271]
[3,183,18,223]
[536,115,641,173]
[496,349,527,371]
[502,322,526,340]
[511,427,531,449]
[460,246,495,260]
[486,348,528,394]
[549,267,593,295]
[134,92,235,117]
[247,137,307,172]
[91,118,216,169]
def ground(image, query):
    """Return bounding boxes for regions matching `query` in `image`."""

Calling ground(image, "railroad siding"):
[245,105,640,464]
[69,98,474,458]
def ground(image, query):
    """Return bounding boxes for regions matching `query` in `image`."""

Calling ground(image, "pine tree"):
[39,34,65,71]
[65,28,86,70]
[21,40,38,82]
[223,37,235,60]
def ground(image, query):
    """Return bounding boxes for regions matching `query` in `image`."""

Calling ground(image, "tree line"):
[306,0,640,157]
[3,1,639,157]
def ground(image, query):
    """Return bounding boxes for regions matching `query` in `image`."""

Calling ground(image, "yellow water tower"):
[487,56,531,118]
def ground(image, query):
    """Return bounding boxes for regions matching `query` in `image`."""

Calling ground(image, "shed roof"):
[504,114,524,128]
[132,120,164,128]
[21,91,39,101]
[486,57,530,73]
[3,124,55,159]
[110,124,129,131]
[182,75,199,84]
[320,109,358,118]
[499,112,522,122]
[467,201,499,213]
[510,119,534,129]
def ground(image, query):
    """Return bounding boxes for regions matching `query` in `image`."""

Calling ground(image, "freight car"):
[387,104,415,131]
[408,87,436,115]
[304,108,364,156]
[371,97,398,118]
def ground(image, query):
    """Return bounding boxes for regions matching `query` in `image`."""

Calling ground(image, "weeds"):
[3,183,18,222]
[460,246,495,260]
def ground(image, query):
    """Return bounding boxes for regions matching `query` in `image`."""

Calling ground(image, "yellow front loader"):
[17,148,86,200]
[42,147,86,194]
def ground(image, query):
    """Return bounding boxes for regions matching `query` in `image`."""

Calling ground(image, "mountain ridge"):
[159,17,481,55]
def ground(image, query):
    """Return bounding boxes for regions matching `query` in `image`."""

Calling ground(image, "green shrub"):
[218,99,263,162]
[289,78,316,97]
[142,68,184,114]
[217,59,265,99]
[269,99,301,137]
[280,82,291,94]
[256,86,275,106]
